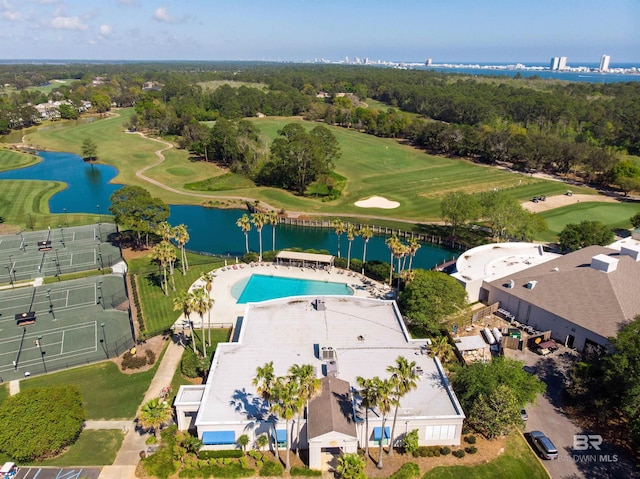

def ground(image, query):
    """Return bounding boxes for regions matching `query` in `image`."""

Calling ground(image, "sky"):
[0,0,638,63]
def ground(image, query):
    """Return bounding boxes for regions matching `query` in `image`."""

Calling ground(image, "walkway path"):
[97,335,185,479]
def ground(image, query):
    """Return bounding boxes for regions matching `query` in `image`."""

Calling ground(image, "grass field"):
[0,79,74,96]
[422,432,549,479]
[21,360,161,420]
[24,429,123,466]
[0,383,8,406]
[0,149,40,172]
[538,201,640,241]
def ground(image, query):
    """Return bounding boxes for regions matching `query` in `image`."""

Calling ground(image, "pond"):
[0,150,458,269]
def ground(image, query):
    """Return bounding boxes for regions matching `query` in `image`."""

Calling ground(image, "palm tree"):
[156,221,173,242]
[374,378,394,469]
[270,377,302,471]
[346,223,359,270]
[236,214,252,254]
[152,240,170,295]
[289,363,321,454]
[268,210,279,251]
[385,235,400,285]
[335,453,366,479]
[253,362,276,450]
[237,434,250,454]
[386,356,418,456]
[356,376,379,458]
[332,219,346,258]
[173,290,197,353]
[191,287,212,357]
[407,237,421,272]
[200,271,215,346]
[174,224,190,274]
[430,336,455,363]
[138,398,172,439]
[165,242,177,292]
[251,212,267,262]
[360,226,373,274]
[256,433,269,452]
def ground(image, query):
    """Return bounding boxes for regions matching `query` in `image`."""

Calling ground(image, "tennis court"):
[0,275,134,382]
[0,223,122,284]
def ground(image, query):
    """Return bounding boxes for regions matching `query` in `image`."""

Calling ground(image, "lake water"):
[0,150,458,269]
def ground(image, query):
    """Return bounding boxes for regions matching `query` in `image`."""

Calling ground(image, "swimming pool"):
[232,274,353,304]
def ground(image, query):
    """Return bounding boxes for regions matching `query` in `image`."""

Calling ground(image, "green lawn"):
[20,360,161,420]
[0,383,8,406]
[24,430,123,466]
[537,201,640,241]
[130,250,224,336]
[422,433,549,479]
[0,149,40,172]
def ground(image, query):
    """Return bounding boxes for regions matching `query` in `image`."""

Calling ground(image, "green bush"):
[402,429,419,457]
[0,385,84,462]
[121,350,148,370]
[198,449,244,459]
[388,462,420,479]
[464,435,477,444]
[290,466,322,477]
[181,462,254,479]
[142,446,178,479]
[417,446,429,457]
[440,446,451,455]
[465,446,478,454]
[146,435,158,445]
[259,460,284,477]
[181,346,210,378]
[452,449,466,458]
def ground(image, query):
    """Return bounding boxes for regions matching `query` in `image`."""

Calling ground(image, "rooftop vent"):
[552,267,559,272]
[591,254,618,273]
[526,280,538,289]
[313,299,326,311]
[325,360,339,377]
[620,245,640,262]
[320,346,336,361]
[507,279,515,289]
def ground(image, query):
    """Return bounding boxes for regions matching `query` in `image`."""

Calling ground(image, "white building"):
[558,56,568,70]
[600,54,611,72]
[174,296,465,469]
[550,57,560,70]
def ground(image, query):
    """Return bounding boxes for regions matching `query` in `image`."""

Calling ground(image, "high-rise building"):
[558,56,568,70]
[550,57,560,70]
[600,54,611,72]
[425,58,433,66]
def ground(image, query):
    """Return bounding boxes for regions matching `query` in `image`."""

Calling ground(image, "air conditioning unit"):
[321,347,336,361]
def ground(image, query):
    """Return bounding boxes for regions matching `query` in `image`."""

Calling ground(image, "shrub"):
[146,435,158,445]
[464,435,477,444]
[146,348,156,364]
[440,446,451,455]
[465,446,478,454]
[142,445,177,479]
[402,429,420,456]
[417,446,429,457]
[388,462,420,479]
[452,449,466,458]
[182,462,254,479]
[290,466,322,477]
[259,460,284,477]
[0,385,84,462]
[121,350,148,370]
[199,449,244,459]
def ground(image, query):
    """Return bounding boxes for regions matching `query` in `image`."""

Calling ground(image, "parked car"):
[532,196,539,203]
[521,408,529,421]
[530,430,559,460]
[539,195,546,201]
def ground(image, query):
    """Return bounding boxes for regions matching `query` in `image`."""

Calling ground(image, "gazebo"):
[275,251,334,269]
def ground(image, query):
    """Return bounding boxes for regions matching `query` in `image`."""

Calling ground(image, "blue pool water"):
[232,274,353,304]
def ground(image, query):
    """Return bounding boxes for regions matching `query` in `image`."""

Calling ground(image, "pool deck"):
[173,263,391,330]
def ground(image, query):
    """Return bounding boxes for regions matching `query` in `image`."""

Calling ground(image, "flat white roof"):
[454,335,488,352]
[195,296,464,428]
[452,242,560,284]
[276,251,334,263]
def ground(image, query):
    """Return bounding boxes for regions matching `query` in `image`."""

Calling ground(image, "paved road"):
[16,467,101,479]
[506,347,638,479]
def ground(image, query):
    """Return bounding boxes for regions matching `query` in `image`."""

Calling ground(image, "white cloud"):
[153,6,174,23]
[3,9,24,21]
[51,16,88,30]
[99,24,112,35]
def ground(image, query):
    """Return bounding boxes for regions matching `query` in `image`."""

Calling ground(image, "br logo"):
[573,434,603,451]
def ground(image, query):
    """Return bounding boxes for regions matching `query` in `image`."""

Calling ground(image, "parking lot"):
[14,467,101,479]
[505,347,638,478]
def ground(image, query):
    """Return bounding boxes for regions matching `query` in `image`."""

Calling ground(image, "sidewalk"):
[98,335,185,479]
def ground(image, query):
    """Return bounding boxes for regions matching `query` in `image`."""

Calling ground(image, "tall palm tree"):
[374,378,394,469]
[165,242,177,292]
[332,219,346,258]
[356,376,379,458]
[151,240,170,295]
[346,223,359,270]
[289,363,321,455]
[156,221,173,242]
[268,210,279,251]
[430,336,455,363]
[236,214,252,254]
[360,226,373,274]
[200,271,215,346]
[253,362,276,450]
[270,377,302,471]
[174,224,190,274]
[407,237,421,272]
[173,290,196,353]
[190,287,212,357]
[385,235,399,285]
[138,398,172,440]
[386,356,418,456]
[251,212,267,262]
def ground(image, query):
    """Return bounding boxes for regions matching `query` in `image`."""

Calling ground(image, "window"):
[425,425,456,440]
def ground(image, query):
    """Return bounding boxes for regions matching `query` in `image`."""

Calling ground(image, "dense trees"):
[109,186,170,246]
[398,269,468,336]
[558,220,614,251]
[440,192,481,237]
[0,385,84,461]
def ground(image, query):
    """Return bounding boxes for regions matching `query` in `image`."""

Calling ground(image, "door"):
[565,334,575,348]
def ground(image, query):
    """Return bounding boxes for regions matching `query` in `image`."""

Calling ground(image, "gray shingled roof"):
[486,245,640,339]
[307,376,357,439]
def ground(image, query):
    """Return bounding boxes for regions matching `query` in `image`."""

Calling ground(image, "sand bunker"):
[354,196,400,209]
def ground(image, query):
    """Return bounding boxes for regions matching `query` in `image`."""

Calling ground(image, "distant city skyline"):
[0,0,638,63]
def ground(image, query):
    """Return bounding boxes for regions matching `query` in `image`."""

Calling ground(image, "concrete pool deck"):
[173,263,391,330]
